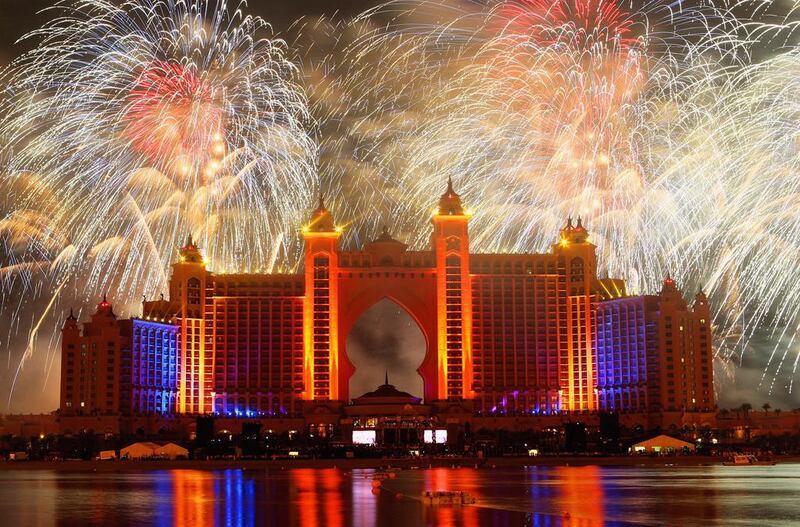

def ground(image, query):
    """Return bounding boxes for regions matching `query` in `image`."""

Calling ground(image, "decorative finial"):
[318,192,325,210]
[567,215,573,229]
[187,233,193,247]
[69,307,74,319]
[103,294,107,303]
[576,216,583,228]
[160,292,165,301]
[385,370,389,386]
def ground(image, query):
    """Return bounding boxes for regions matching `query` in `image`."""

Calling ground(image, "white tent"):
[630,435,695,454]
[120,442,161,459]
[153,442,188,460]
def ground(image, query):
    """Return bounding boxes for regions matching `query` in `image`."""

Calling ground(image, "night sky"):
[0,0,381,63]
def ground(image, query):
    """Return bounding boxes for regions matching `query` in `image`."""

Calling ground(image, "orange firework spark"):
[125,61,225,170]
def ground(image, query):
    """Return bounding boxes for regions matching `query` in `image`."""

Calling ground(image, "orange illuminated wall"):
[210,274,305,415]
[302,198,342,401]
[170,236,212,414]
[70,181,712,418]
[432,179,474,400]
[552,219,597,412]
[470,255,562,413]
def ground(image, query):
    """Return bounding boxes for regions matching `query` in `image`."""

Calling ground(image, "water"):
[1,464,799,526]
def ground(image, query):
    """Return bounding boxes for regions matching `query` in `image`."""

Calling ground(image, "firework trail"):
[2,0,799,408]
[0,0,316,408]
[296,1,800,398]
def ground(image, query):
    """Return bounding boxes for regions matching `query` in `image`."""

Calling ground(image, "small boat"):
[723,454,777,466]
[421,491,476,505]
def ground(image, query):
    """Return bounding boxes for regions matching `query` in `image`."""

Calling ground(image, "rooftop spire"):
[306,191,336,233]
[385,370,389,386]
[437,176,464,215]
[179,232,203,263]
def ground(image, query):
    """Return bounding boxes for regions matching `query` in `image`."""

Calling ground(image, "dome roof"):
[351,372,422,405]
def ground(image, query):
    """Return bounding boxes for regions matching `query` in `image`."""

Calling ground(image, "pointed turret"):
[306,193,336,232]
[661,272,678,293]
[437,176,464,216]
[179,233,203,264]
[302,190,342,400]
[559,216,589,245]
[63,307,79,332]
[694,286,709,309]
[94,295,115,318]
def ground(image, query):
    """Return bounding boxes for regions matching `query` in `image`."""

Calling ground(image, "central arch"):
[337,273,439,402]
[345,298,426,398]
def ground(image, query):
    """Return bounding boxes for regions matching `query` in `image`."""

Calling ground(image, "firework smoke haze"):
[0,0,316,409]
[1,0,800,410]
[294,1,800,403]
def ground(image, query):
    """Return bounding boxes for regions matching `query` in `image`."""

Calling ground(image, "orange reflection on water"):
[293,468,320,527]
[321,468,344,527]
[555,466,604,526]
[423,467,480,527]
[291,467,345,527]
[171,469,215,527]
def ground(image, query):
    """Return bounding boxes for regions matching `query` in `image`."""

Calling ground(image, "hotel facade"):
[59,181,715,436]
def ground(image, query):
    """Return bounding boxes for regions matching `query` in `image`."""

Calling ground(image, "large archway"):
[336,271,439,403]
[345,298,426,400]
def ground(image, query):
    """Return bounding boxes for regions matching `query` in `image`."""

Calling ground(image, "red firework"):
[124,61,224,168]
[500,0,637,49]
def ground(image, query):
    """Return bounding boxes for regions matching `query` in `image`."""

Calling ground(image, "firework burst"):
[0,0,316,407]
[298,0,799,399]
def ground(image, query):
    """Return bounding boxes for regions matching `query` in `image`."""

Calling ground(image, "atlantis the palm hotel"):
[58,180,715,445]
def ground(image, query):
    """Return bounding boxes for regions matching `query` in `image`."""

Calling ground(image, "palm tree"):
[774,408,782,417]
[762,403,771,415]
[741,403,752,419]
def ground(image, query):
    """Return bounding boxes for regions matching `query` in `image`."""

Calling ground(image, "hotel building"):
[59,181,715,432]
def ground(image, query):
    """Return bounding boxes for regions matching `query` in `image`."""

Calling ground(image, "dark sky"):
[0,0,382,65]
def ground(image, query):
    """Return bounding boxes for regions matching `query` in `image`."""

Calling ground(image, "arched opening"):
[346,298,426,400]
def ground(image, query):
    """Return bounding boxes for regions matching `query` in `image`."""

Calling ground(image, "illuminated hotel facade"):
[60,180,715,428]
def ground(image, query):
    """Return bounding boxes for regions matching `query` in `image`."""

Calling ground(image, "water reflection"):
[0,464,796,526]
[555,466,604,525]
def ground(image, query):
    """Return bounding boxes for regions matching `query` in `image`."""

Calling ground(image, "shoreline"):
[4,455,797,473]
